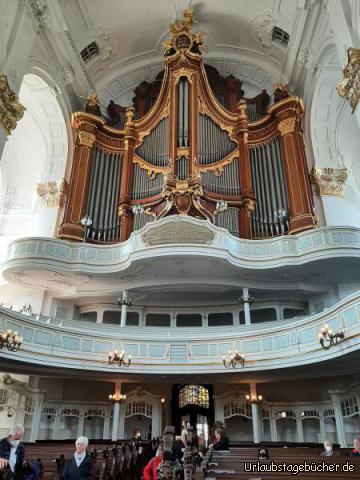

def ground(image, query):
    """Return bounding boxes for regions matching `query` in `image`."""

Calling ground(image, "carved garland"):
[0,75,25,135]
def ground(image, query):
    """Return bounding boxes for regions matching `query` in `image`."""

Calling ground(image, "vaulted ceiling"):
[60,0,302,106]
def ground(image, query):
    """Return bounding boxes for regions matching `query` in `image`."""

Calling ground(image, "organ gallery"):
[60,9,316,243]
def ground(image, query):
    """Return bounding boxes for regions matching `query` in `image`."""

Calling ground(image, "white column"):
[111,403,120,441]
[242,288,251,325]
[97,309,104,324]
[120,291,128,327]
[319,415,326,443]
[53,411,60,440]
[330,391,346,447]
[29,393,44,442]
[249,383,261,443]
[213,396,224,425]
[77,415,85,438]
[118,404,125,439]
[103,415,111,439]
[270,414,278,442]
[296,416,304,443]
[14,394,24,425]
[152,400,162,439]
[111,381,123,440]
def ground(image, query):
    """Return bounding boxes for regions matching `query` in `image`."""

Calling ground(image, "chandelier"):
[108,350,132,367]
[245,394,263,404]
[223,350,245,368]
[318,325,344,350]
[108,393,126,403]
[0,330,22,352]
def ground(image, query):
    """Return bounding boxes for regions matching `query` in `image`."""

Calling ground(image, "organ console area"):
[59,8,316,244]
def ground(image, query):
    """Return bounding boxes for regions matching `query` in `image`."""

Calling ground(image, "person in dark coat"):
[62,437,92,480]
[209,428,229,451]
[0,425,25,480]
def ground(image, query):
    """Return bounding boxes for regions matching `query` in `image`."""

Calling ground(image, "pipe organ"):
[60,8,316,243]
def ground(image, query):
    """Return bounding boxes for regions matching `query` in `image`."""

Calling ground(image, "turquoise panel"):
[244,246,252,256]
[299,327,315,344]
[149,344,166,357]
[343,232,358,244]
[70,249,80,259]
[94,341,112,353]
[218,343,233,355]
[97,250,113,261]
[86,250,96,260]
[298,237,312,250]
[139,344,147,356]
[53,334,62,347]
[312,234,323,246]
[261,338,272,351]
[15,244,27,254]
[274,334,290,349]
[81,340,93,352]
[62,336,80,351]
[209,344,217,356]
[22,327,34,342]
[6,322,21,333]
[124,344,139,355]
[55,246,69,257]
[253,245,270,256]
[44,244,55,254]
[34,331,52,346]
[191,345,209,356]
[27,243,37,253]
[244,340,261,353]
[271,244,281,255]
[343,307,359,326]
[332,232,343,243]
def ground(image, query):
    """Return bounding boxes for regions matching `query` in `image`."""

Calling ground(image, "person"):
[258,447,269,459]
[23,460,40,480]
[349,438,360,456]
[36,459,44,480]
[0,425,25,480]
[209,428,229,451]
[54,454,66,480]
[143,446,163,480]
[320,440,340,457]
[62,437,92,480]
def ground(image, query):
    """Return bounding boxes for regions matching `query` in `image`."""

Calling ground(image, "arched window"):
[179,385,209,408]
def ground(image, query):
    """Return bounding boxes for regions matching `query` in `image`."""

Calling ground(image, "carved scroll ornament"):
[37,179,68,208]
[311,166,348,197]
[336,48,360,113]
[0,75,25,134]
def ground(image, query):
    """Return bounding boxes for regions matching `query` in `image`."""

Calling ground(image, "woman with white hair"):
[0,425,25,480]
[62,437,92,480]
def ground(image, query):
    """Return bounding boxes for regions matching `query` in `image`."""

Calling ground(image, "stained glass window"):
[179,385,209,408]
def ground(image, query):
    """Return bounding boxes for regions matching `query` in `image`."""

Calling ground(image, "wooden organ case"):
[59,9,316,244]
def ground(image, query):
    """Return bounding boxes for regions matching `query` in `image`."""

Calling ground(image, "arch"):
[0,72,68,242]
[305,39,360,229]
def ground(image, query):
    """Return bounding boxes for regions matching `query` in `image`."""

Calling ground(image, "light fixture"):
[281,411,287,418]
[117,297,132,307]
[132,204,144,215]
[318,324,344,350]
[108,350,132,367]
[80,215,92,242]
[245,394,263,405]
[108,393,126,403]
[239,294,254,304]
[215,200,228,213]
[0,330,22,352]
[161,397,166,404]
[223,350,245,368]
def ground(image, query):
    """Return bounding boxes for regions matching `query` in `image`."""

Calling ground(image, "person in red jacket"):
[143,447,163,480]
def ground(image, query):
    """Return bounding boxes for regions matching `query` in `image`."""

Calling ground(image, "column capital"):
[277,117,297,136]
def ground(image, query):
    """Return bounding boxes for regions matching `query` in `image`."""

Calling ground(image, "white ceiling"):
[61,0,301,105]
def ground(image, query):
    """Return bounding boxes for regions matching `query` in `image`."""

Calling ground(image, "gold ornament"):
[0,75,25,134]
